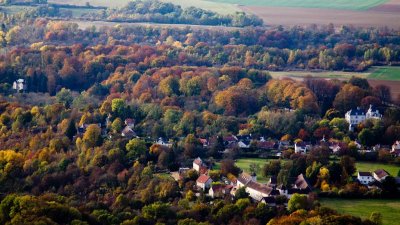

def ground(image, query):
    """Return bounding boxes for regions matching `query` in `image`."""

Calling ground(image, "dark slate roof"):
[358,172,372,177]
[262,196,276,204]
[348,107,365,116]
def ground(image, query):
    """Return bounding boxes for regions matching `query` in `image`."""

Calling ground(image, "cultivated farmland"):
[209,0,387,10]
[48,0,242,14]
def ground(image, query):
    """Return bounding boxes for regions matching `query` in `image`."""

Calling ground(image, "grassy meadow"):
[320,198,400,225]
[215,158,288,183]
[207,0,388,10]
[368,66,400,81]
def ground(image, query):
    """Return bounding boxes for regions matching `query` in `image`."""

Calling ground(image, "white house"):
[238,140,251,148]
[345,105,382,131]
[156,138,172,148]
[373,169,389,182]
[366,105,382,120]
[196,174,212,191]
[294,142,311,154]
[124,118,135,129]
[121,126,136,138]
[193,157,203,172]
[357,172,375,185]
[245,181,272,201]
[391,141,400,157]
[209,184,233,198]
[13,79,26,92]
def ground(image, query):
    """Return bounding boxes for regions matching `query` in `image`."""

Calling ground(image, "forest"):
[0,2,399,225]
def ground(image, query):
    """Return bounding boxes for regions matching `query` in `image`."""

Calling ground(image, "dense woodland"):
[0,2,399,225]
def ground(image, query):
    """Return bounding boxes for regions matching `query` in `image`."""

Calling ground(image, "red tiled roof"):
[199,165,208,175]
[197,174,211,184]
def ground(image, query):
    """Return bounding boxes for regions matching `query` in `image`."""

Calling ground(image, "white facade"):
[13,79,26,92]
[196,176,212,191]
[193,157,202,172]
[246,186,269,201]
[357,172,374,185]
[294,143,311,154]
[345,105,382,131]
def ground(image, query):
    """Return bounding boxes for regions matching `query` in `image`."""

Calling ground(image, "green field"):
[368,66,400,81]
[215,158,287,183]
[270,66,400,81]
[208,0,388,10]
[320,198,400,225]
[48,0,242,14]
[356,162,400,176]
[269,70,369,80]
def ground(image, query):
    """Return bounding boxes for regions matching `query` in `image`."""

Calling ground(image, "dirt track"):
[241,0,400,28]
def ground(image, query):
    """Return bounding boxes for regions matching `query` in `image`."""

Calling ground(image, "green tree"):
[126,138,147,161]
[358,128,374,146]
[56,88,74,108]
[111,118,123,134]
[287,193,308,212]
[112,98,126,118]
[65,119,76,140]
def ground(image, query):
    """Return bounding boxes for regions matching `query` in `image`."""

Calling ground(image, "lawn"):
[208,0,388,10]
[216,158,287,183]
[368,66,400,81]
[356,162,400,176]
[320,198,400,225]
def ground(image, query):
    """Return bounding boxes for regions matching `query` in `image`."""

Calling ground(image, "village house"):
[13,79,26,93]
[278,174,312,198]
[261,197,277,207]
[391,141,400,157]
[357,172,375,185]
[345,105,382,131]
[258,141,278,150]
[121,126,137,139]
[199,138,209,147]
[223,135,238,146]
[373,169,390,182]
[156,137,172,148]
[245,181,273,201]
[196,174,212,191]
[294,141,312,154]
[193,157,208,174]
[209,184,233,198]
[237,172,256,188]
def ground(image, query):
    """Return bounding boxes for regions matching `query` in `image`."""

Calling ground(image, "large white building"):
[345,105,382,131]
[357,172,374,185]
